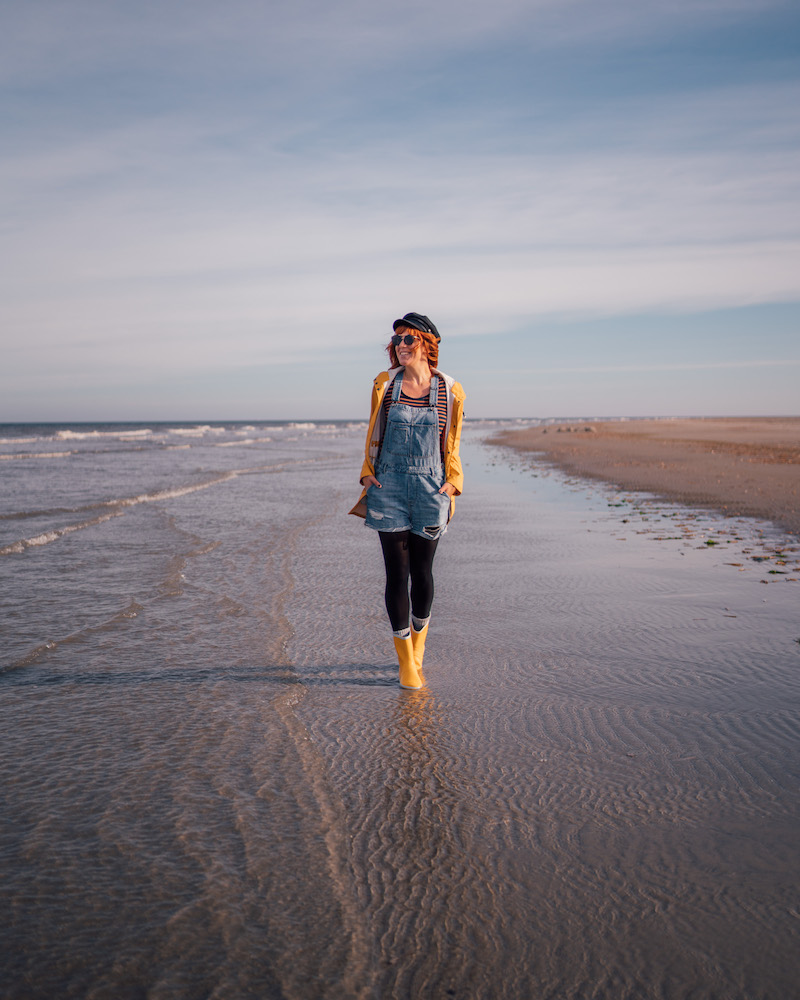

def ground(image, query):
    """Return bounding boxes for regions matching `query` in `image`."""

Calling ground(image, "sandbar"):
[490,417,800,536]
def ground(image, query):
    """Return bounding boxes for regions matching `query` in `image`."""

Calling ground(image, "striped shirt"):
[380,378,448,459]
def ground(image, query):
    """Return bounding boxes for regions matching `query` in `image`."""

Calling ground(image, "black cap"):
[393,312,440,342]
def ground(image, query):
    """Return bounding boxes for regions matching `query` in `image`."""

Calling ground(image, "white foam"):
[26,531,63,547]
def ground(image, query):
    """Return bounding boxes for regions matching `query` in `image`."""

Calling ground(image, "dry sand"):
[491,417,800,536]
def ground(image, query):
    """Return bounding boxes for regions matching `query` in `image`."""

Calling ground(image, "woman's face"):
[394,328,424,367]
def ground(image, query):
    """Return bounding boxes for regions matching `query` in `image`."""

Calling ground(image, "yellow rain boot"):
[410,620,430,684]
[394,635,424,690]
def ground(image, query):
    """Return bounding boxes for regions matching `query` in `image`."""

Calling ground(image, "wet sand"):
[3,424,799,999]
[491,417,800,535]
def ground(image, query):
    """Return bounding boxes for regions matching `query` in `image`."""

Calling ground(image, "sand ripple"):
[2,428,798,999]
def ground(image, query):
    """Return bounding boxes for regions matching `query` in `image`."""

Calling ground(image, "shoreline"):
[489,417,800,536]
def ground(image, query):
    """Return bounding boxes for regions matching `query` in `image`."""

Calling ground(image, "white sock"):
[411,615,430,632]
[392,626,411,640]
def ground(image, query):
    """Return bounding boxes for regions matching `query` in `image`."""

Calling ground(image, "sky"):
[2,0,799,421]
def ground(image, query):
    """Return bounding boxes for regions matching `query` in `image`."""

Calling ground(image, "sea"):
[1,419,798,999]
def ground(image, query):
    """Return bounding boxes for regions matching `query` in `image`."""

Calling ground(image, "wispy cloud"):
[1,0,798,417]
[4,101,798,362]
[509,359,800,375]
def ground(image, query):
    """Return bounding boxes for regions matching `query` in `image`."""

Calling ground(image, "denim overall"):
[365,372,450,539]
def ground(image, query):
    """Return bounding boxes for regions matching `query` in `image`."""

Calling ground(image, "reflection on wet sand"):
[4,426,798,999]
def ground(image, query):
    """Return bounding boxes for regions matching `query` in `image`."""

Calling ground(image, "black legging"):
[379,530,440,632]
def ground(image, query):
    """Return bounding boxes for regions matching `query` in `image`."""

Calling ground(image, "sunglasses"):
[391,333,420,347]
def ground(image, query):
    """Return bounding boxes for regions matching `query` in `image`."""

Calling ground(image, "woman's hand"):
[438,482,456,497]
[361,475,381,490]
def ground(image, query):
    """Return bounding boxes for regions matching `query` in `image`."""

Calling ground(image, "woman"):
[350,312,465,690]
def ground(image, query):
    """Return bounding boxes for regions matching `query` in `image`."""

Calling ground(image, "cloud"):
[1,0,790,90]
[506,358,800,375]
[1,0,799,418]
[3,74,799,368]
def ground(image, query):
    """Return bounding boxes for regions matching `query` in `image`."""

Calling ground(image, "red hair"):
[386,327,439,370]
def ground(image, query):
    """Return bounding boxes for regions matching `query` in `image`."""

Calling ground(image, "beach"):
[491,417,800,535]
[1,421,799,999]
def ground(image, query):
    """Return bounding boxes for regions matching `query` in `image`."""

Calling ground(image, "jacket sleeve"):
[349,385,378,517]
[444,386,465,495]
[359,380,382,483]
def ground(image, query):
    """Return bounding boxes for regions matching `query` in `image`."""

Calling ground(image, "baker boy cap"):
[392,312,440,342]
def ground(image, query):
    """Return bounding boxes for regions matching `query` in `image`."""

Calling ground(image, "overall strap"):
[391,371,404,402]
[429,374,439,409]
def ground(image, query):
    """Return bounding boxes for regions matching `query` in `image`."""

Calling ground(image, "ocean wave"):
[0,457,329,556]
[0,510,124,556]
[56,428,155,441]
[0,452,73,460]
[214,436,274,447]
[114,473,239,508]
[6,598,144,671]
[0,473,239,556]
[167,425,225,437]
